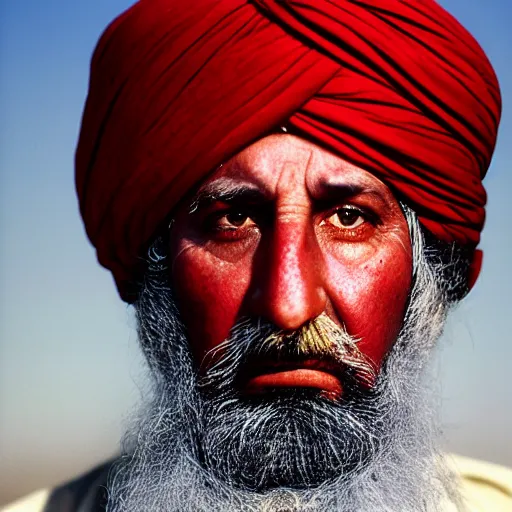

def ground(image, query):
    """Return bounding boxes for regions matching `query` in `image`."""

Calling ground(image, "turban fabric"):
[76,0,501,302]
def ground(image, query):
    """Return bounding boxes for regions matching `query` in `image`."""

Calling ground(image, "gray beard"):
[106,209,465,512]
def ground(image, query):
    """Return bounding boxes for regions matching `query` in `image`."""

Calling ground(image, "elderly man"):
[6,0,511,511]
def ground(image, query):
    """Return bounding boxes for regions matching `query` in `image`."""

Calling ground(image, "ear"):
[467,249,483,292]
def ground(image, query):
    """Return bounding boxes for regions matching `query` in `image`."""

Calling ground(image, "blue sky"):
[0,0,511,504]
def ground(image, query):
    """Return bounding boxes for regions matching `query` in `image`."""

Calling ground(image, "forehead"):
[197,134,396,201]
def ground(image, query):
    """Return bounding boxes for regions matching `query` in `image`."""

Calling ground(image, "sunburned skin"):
[169,134,413,397]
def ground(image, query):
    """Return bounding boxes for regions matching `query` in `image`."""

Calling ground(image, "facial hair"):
[106,209,464,512]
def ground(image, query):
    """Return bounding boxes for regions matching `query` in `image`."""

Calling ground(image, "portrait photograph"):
[0,1,511,511]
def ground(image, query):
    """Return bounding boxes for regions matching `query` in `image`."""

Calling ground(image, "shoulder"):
[1,460,114,512]
[0,490,50,512]
[448,453,512,512]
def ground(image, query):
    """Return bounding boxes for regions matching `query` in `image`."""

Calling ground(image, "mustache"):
[201,313,377,391]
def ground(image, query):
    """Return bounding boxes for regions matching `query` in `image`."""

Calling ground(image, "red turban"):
[76,0,501,302]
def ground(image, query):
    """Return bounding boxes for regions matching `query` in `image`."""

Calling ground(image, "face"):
[109,143,456,506]
[170,134,412,395]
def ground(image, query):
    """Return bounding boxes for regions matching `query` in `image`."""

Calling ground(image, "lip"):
[242,359,343,399]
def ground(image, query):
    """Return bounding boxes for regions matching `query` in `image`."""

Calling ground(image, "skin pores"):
[169,134,412,395]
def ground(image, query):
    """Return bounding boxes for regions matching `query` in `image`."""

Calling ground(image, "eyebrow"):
[189,178,269,214]
[315,181,387,204]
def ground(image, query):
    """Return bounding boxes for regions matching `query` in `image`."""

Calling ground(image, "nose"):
[248,210,326,331]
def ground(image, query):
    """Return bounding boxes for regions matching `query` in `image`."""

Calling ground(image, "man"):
[5,0,511,511]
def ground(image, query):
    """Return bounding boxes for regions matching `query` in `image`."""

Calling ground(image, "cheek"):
[324,243,412,371]
[171,244,252,365]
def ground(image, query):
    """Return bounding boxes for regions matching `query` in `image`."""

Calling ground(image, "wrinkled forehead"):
[196,134,398,204]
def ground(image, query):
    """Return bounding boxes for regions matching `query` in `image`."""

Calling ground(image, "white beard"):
[106,209,465,512]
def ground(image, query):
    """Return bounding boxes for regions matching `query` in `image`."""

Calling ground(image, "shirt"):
[3,455,512,512]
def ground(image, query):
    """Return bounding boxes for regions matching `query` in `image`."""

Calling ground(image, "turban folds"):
[76,0,501,302]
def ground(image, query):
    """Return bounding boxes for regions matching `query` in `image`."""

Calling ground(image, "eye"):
[325,207,365,229]
[215,210,256,230]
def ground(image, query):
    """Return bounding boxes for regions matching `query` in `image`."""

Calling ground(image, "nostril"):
[251,288,263,301]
